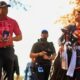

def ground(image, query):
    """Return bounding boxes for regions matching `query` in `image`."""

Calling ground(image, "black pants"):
[33,63,51,80]
[72,70,80,80]
[0,46,14,80]
[50,69,75,80]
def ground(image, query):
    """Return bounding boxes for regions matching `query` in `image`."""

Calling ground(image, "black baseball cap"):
[0,1,11,7]
[41,30,48,34]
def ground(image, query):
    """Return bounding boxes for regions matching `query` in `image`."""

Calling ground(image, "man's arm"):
[13,35,22,41]
[30,43,46,59]
[4,34,22,43]
[30,51,47,59]
[13,20,22,42]
[49,42,56,61]
[49,53,56,61]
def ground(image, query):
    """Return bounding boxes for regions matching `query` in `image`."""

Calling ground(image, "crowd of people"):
[1,0,80,80]
[25,4,80,80]
[49,6,80,80]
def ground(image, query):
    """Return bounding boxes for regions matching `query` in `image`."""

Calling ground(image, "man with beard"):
[30,30,56,80]
[0,1,22,80]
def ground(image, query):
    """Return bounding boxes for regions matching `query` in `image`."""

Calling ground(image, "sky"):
[0,0,74,76]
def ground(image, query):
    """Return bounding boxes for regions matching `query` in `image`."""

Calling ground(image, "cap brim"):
[7,4,11,7]
[0,4,11,7]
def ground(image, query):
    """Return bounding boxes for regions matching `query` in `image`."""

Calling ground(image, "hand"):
[49,54,56,61]
[59,45,64,53]
[38,51,47,56]
[43,55,50,60]
[32,58,36,62]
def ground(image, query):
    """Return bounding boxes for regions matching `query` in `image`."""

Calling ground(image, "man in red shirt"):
[0,1,22,80]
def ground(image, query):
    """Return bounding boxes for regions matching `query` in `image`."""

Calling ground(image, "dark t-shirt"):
[31,39,56,65]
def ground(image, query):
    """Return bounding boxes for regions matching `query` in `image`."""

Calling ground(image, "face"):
[76,0,80,3]
[41,33,48,39]
[0,7,8,17]
[74,11,80,22]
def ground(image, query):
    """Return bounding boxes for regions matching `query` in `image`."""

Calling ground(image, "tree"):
[9,0,31,11]
[56,0,80,26]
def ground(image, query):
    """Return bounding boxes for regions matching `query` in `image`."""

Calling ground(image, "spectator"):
[0,1,22,80]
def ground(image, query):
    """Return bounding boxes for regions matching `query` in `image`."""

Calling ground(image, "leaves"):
[9,0,31,11]
[56,0,80,26]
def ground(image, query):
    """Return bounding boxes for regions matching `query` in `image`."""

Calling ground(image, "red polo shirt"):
[0,16,22,48]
